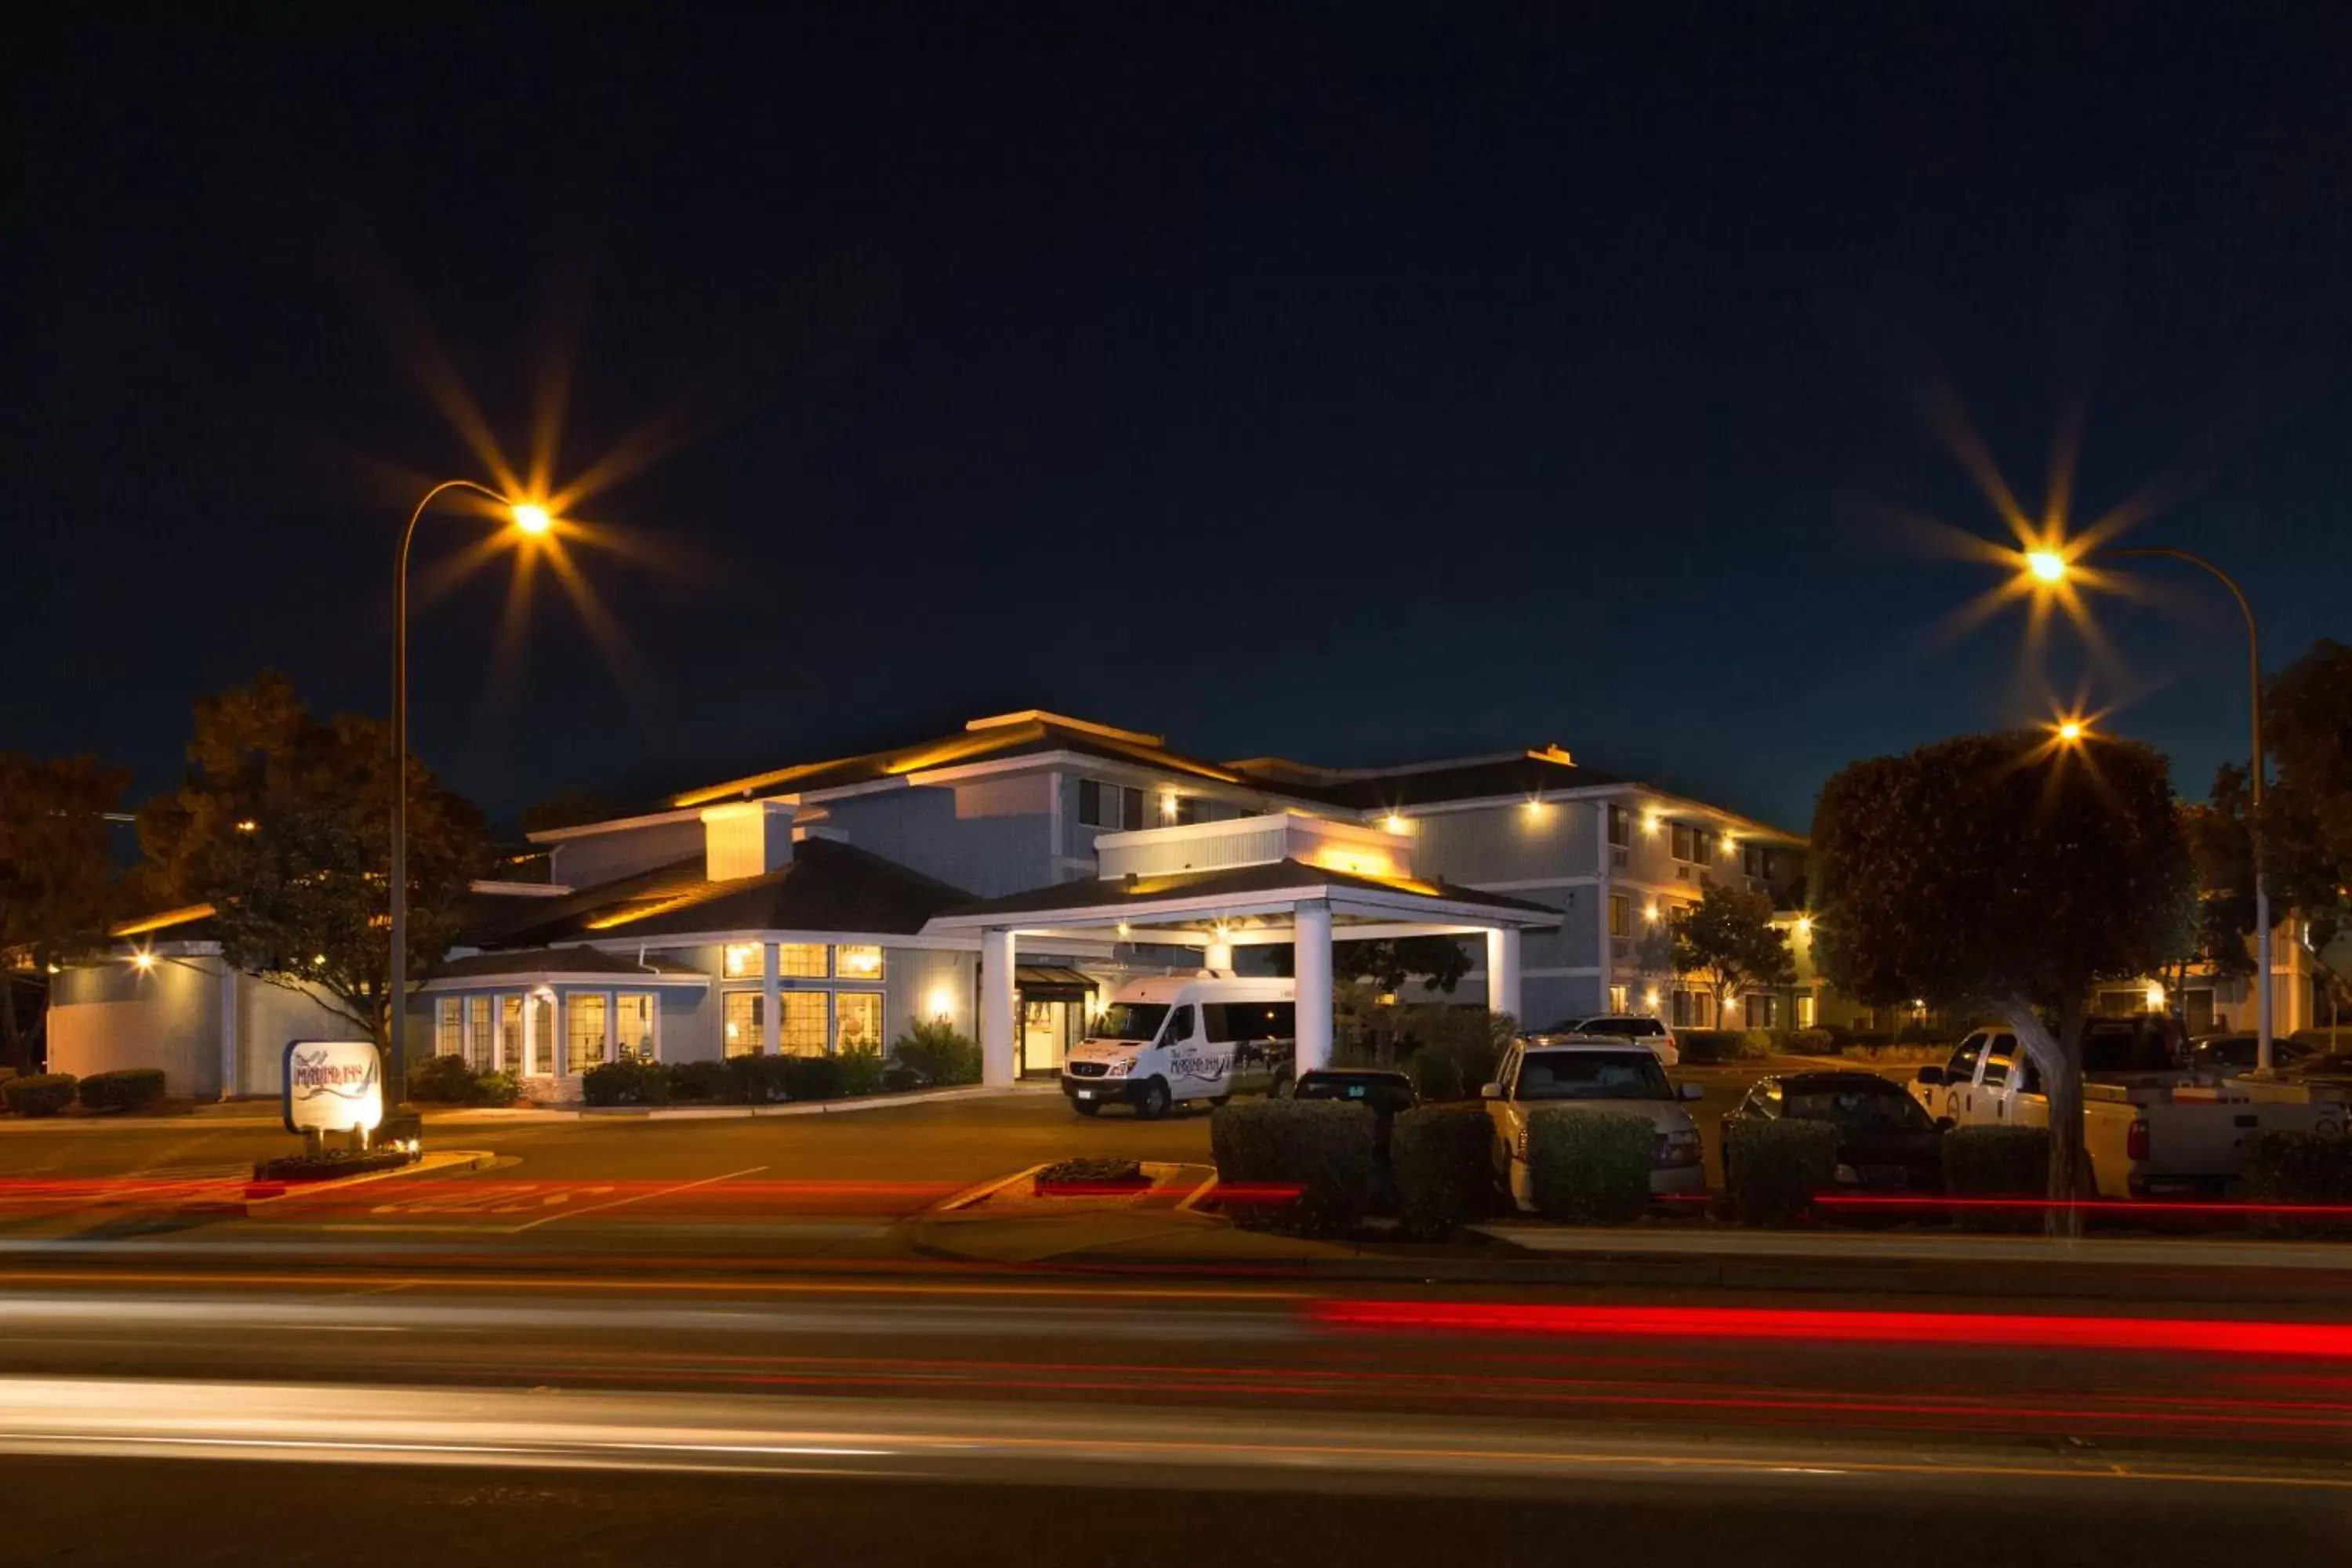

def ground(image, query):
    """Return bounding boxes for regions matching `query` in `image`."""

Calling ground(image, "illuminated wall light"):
[1642,813,1663,837]
[130,950,155,972]
[1795,915,1813,937]
[1523,798,1551,819]
[1643,902,1661,924]
[1642,987,1661,1009]
[1383,812,1409,834]
[234,818,257,833]
[925,985,956,1020]
[2145,982,2165,1010]
[1116,922,1131,938]
[1160,793,1179,820]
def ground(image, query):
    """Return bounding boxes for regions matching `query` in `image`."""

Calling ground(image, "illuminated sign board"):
[281,1039,384,1135]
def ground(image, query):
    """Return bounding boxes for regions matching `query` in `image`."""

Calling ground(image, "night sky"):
[14,7,2350,835]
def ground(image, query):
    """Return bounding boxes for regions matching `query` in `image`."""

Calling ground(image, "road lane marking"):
[510,1166,770,1231]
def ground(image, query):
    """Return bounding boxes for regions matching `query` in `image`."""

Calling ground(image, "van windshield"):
[1091,1003,1171,1043]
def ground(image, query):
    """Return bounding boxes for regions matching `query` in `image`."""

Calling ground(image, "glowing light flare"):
[129,950,156,973]
[510,503,553,536]
[2026,549,2067,584]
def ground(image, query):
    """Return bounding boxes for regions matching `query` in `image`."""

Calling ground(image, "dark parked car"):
[2188,1033,2316,1080]
[1722,1071,1944,1192]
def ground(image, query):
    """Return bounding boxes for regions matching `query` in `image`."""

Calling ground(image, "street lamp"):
[2027,544,2274,1069]
[390,480,550,1105]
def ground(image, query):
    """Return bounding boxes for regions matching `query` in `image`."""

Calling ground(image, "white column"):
[980,927,1018,1087]
[1294,900,1333,1073]
[760,942,781,1056]
[216,963,241,1102]
[1486,927,1523,1026]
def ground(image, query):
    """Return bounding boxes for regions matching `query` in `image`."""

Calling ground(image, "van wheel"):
[1072,1100,1102,1117]
[1134,1079,1172,1120]
[1272,1072,1294,1099]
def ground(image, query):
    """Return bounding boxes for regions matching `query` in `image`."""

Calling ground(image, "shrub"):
[1391,1105,1494,1239]
[2,1073,77,1118]
[1209,1098,1377,1236]
[1944,1125,2050,1232]
[724,1054,793,1104]
[1678,1029,1744,1065]
[582,1058,672,1107]
[1405,1044,1466,1102]
[666,1059,728,1102]
[78,1068,168,1113]
[1524,1109,1653,1224]
[1783,1028,1836,1056]
[1896,1022,1946,1045]
[839,1047,886,1097]
[1726,1117,1838,1225]
[782,1054,848,1102]
[409,1054,483,1104]
[472,1070,520,1107]
[2241,1132,2352,1240]
[893,1018,982,1086]
[252,1147,414,1184]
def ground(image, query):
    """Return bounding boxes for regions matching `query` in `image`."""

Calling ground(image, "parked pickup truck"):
[1911,1020,2348,1197]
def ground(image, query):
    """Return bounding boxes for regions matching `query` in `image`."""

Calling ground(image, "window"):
[1607,805,1631,848]
[1744,993,1778,1029]
[436,998,462,1057]
[1161,1004,1196,1044]
[1693,828,1715,863]
[615,993,655,1061]
[467,996,493,1071]
[1206,1001,1294,1042]
[1078,778,1107,827]
[1607,983,1630,1013]
[565,993,608,1075]
[781,992,829,1056]
[1092,1002,1170,1041]
[724,942,763,979]
[1122,788,1145,830]
[724,992,763,1057]
[1512,1049,1671,1102]
[499,996,524,1073]
[1608,894,1629,938]
[1944,1035,1984,1083]
[1671,823,1694,862]
[1797,994,1817,1029]
[836,944,884,981]
[1077,780,1152,831]
[1744,844,1767,879]
[835,991,883,1054]
[778,942,828,978]
[1670,988,1713,1029]
[1980,1056,2012,1089]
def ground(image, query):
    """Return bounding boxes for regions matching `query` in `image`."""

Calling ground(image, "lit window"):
[436,999,462,1057]
[499,996,524,1073]
[1797,994,1817,1029]
[723,991,763,1058]
[1608,895,1629,938]
[1607,806,1631,848]
[780,992,828,1056]
[466,996,493,1072]
[1671,824,1694,862]
[724,943,763,979]
[836,991,884,1054]
[1607,984,1629,1013]
[565,993,608,1075]
[615,993,656,1061]
[836,944,884,981]
[779,942,828,978]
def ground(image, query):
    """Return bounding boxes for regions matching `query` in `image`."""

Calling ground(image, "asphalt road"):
[0,1259,2342,1566]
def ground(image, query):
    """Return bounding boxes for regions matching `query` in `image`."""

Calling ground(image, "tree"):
[1667,884,1795,1025]
[138,674,491,1051]
[1810,730,2190,1229]
[0,754,128,1069]
[2156,794,2258,1023]
[1335,935,1474,996]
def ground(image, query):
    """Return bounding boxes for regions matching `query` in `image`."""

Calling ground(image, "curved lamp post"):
[2027,544,2273,1069]
[390,481,550,1105]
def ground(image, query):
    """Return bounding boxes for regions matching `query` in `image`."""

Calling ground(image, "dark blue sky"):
[13,6,2350,834]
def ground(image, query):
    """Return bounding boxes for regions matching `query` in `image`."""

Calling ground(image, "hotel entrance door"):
[1022,999,1073,1076]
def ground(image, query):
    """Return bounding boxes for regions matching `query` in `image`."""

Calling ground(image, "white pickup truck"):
[1910,1022,2349,1198]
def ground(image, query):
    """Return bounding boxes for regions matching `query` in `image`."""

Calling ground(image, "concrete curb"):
[180,1149,502,1219]
[495,1083,1033,1122]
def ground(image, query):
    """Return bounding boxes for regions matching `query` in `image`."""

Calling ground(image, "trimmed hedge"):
[1391,1105,1494,1239]
[782,1054,847,1102]
[1209,1098,1377,1236]
[253,1147,414,1183]
[841,1047,886,1098]
[1525,1109,1653,1224]
[724,1054,793,1104]
[582,1058,672,1107]
[78,1068,168,1113]
[666,1059,728,1102]
[893,1019,982,1086]
[1780,1029,1835,1056]
[1726,1117,1838,1226]
[2,1073,77,1118]
[1404,1044,1468,1102]
[2241,1132,2352,1240]
[408,1053,516,1105]
[1944,1125,2049,1232]
[1679,1029,1777,1064]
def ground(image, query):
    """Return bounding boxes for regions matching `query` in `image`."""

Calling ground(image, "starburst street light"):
[387,480,565,1108]
[2002,536,2278,1069]
[2056,720,2084,742]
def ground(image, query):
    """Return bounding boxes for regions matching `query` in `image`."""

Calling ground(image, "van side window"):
[1201,1004,1229,1041]
[1160,1005,1195,1045]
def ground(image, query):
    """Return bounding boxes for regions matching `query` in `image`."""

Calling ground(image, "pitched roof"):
[429,947,710,982]
[931,857,1560,925]
[478,835,975,947]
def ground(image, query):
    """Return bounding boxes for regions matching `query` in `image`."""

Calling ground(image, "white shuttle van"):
[1060,976,1297,1120]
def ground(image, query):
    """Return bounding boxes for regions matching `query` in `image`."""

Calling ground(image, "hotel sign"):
[281,1039,384,1134]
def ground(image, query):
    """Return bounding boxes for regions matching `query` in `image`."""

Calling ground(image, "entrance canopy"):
[923,812,1559,1087]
